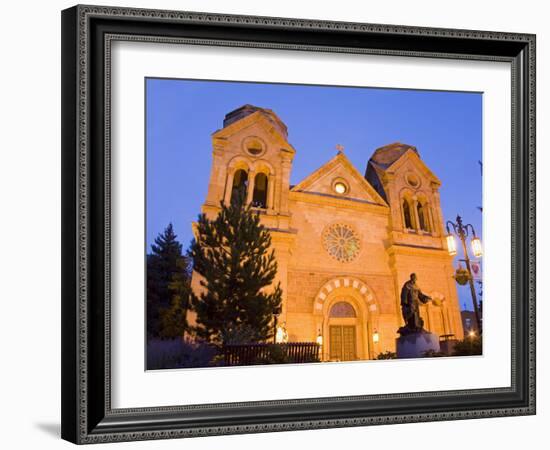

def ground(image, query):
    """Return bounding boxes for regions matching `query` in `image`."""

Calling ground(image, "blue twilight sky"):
[146,78,483,311]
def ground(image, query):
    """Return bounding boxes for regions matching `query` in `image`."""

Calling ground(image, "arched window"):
[403,199,413,229]
[329,302,356,318]
[230,169,248,205]
[252,172,268,208]
[417,202,430,232]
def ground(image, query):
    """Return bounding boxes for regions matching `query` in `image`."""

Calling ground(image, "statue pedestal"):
[396,332,440,359]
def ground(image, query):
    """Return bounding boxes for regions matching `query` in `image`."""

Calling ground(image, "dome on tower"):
[369,142,419,169]
[222,104,288,139]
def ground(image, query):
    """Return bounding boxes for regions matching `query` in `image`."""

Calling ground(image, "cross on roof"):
[336,144,344,153]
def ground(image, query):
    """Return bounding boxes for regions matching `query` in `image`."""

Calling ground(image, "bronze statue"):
[398,273,432,336]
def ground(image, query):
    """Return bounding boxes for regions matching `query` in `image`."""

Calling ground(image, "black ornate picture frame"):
[61,5,536,444]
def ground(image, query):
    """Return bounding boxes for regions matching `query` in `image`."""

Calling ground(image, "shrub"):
[147,338,218,370]
[452,335,482,356]
[422,349,447,357]
[376,351,397,360]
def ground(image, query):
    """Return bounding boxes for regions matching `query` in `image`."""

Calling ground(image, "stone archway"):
[313,277,378,314]
[312,277,379,361]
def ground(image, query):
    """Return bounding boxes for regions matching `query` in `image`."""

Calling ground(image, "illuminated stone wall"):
[189,105,464,360]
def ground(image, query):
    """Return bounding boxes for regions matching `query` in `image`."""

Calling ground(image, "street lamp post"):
[445,215,483,334]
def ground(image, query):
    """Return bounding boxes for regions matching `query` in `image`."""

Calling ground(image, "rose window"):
[322,224,361,262]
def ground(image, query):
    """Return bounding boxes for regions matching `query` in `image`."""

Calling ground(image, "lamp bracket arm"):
[446,221,456,234]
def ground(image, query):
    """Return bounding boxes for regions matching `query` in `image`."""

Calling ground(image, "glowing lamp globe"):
[316,333,323,346]
[471,237,483,258]
[275,326,285,344]
[446,234,457,256]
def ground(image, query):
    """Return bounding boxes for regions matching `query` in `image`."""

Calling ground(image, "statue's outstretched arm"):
[419,291,432,304]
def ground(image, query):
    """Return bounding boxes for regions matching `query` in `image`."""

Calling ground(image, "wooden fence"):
[222,342,320,366]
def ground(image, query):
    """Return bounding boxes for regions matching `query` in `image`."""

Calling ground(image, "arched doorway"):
[313,276,379,362]
[328,301,358,361]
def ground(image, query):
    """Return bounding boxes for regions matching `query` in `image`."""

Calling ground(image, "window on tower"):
[403,199,413,229]
[252,172,268,208]
[417,202,431,232]
[231,169,248,205]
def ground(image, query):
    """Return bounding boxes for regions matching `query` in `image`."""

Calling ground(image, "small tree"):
[189,191,282,345]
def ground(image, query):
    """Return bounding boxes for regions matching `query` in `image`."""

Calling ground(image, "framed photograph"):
[61,5,536,444]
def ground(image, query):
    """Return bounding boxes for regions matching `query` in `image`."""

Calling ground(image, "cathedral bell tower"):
[365,142,446,247]
[365,142,463,340]
[192,105,297,328]
[202,104,296,231]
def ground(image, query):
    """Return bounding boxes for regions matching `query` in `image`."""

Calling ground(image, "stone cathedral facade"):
[190,104,463,361]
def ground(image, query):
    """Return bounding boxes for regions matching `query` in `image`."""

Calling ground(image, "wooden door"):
[329,325,357,361]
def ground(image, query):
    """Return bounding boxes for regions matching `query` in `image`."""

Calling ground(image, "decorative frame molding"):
[61,4,535,444]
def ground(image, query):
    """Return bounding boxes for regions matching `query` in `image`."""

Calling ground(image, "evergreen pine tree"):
[158,257,192,338]
[189,191,282,345]
[147,223,190,337]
